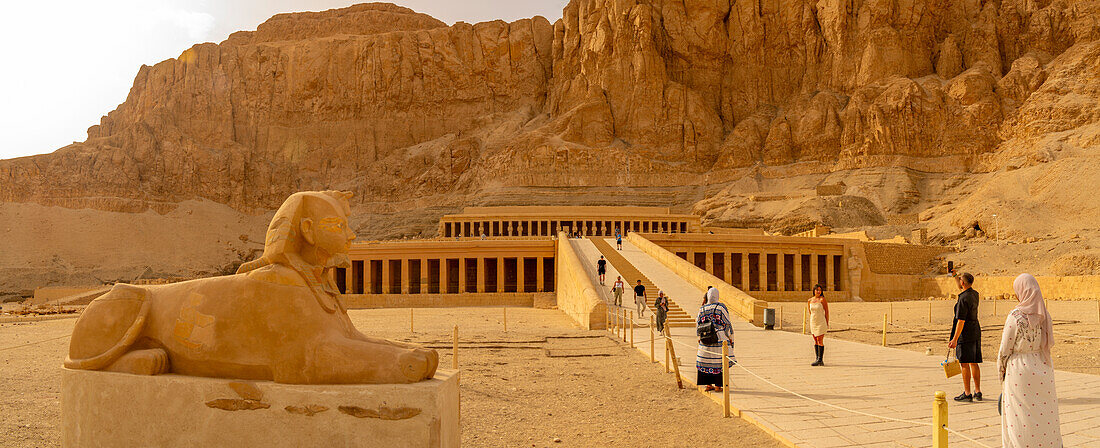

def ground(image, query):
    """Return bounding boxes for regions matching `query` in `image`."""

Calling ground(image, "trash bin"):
[763,308,776,330]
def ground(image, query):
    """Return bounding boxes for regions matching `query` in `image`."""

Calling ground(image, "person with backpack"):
[596,256,607,285]
[696,286,733,392]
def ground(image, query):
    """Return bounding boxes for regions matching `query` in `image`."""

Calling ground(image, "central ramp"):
[589,237,694,327]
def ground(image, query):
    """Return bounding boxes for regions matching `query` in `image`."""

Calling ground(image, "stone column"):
[400,259,410,294]
[826,254,835,291]
[476,222,482,237]
[794,253,803,292]
[420,258,429,294]
[441,259,450,294]
[705,251,714,277]
[723,253,732,284]
[759,253,768,292]
[476,257,486,293]
[508,221,514,236]
[741,253,750,291]
[776,253,785,292]
[364,260,374,294]
[517,257,526,293]
[458,258,468,293]
[839,253,848,293]
[810,254,819,290]
[381,259,391,294]
[536,257,545,292]
[497,257,506,293]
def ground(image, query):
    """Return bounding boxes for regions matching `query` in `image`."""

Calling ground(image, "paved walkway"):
[603,239,1100,448]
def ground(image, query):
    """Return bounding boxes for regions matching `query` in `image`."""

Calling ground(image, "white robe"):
[999,309,1062,447]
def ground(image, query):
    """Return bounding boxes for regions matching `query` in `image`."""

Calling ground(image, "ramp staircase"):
[590,237,695,328]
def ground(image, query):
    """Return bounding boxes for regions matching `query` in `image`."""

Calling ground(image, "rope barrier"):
[943,425,996,448]
[0,333,71,351]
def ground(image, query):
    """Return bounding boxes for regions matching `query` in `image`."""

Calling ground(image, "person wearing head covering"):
[999,274,1062,447]
[654,290,670,332]
[696,287,734,392]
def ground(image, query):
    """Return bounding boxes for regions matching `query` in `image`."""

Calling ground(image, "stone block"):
[62,368,459,448]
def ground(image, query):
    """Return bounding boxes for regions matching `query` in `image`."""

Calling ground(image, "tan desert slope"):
[2,0,1099,295]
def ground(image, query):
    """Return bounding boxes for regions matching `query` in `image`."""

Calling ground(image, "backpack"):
[697,313,719,345]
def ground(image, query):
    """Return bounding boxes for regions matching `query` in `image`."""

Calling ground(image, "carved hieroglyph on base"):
[64,191,438,384]
[847,246,864,302]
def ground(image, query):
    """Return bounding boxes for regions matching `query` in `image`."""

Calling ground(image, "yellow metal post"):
[929,300,932,324]
[802,307,807,335]
[778,306,783,330]
[882,313,888,346]
[722,341,731,418]
[889,302,894,324]
[650,315,655,362]
[452,325,459,370]
[932,391,948,448]
[503,307,507,332]
[410,308,414,333]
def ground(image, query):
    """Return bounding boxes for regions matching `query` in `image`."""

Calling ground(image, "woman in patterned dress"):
[999,273,1062,447]
[696,287,734,392]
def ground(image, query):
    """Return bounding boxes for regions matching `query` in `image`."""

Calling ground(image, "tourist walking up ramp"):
[609,238,1100,448]
[588,237,694,327]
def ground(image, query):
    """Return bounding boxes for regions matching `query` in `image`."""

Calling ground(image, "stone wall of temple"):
[862,242,952,275]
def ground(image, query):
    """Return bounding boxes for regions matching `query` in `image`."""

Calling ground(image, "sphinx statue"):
[65,191,438,384]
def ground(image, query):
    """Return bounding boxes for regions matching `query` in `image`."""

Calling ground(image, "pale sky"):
[0,0,565,160]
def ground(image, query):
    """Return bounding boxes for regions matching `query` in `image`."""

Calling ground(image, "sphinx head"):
[261,191,357,270]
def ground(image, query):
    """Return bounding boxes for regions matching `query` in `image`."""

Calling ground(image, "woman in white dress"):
[999,273,1062,447]
[807,285,829,366]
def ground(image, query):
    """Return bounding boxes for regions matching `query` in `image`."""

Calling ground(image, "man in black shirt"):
[948,272,982,402]
[633,280,647,316]
[596,256,607,285]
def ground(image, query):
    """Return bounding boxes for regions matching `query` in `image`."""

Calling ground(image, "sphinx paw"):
[105,348,170,375]
[399,348,439,382]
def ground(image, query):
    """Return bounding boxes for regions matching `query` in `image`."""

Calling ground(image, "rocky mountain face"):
[2,0,1100,291]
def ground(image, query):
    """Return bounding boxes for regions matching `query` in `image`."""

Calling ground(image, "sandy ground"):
[773,300,1100,375]
[0,307,783,448]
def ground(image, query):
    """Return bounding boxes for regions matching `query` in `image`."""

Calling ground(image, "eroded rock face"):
[0,4,554,212]
[1,0,1099,244]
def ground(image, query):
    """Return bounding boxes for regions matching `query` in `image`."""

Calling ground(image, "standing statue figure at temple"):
[65,191,438,384]
[847,247,864,302]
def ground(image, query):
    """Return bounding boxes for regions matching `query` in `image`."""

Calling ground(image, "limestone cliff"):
[3,0,1100,292]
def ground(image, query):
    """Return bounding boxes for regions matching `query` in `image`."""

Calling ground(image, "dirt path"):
[773,300,1100,374]
[1,307,783,448]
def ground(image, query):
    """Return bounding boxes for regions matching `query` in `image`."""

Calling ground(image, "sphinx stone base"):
[61,368,459,448]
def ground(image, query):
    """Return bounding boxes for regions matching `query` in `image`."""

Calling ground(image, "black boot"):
[811,345,823,366]
[818,345,825,366]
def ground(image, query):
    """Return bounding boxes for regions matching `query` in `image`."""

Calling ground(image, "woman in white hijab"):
[696,286,734,392]
[999,273,1062,447]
